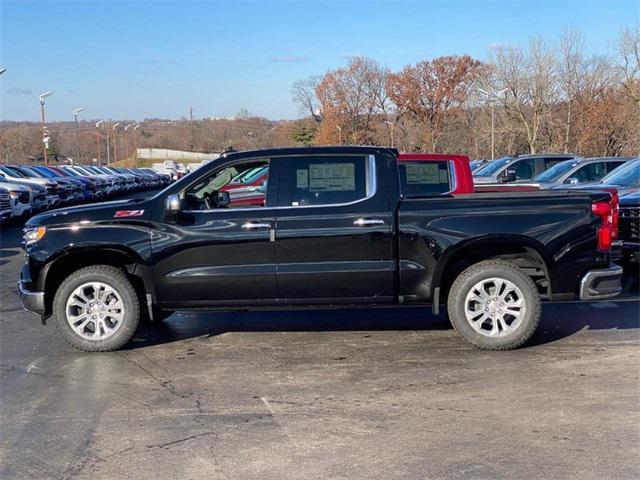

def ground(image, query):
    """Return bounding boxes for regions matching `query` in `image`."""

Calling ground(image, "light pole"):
[336,125,342,145]
[478,88,508,160]
[105,123,111,165]
[39,92,53,165]
[73,107,85,163]
[384,120,395,148]
[124,124,133,160]
[95,120,104,165]
[133,124,140,165]
[112,122,120,163]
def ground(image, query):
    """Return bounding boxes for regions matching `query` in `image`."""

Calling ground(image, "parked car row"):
[0,164,171,223]
[472,153,636,187]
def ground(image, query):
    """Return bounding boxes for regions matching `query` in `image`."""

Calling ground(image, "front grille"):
[0,193,10,210]
[18,191,30,204]
[35,192,47,202]
[46,185,58,196]
[619,207,640,241]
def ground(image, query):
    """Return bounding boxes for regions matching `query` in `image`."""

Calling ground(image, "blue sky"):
[0,0,637,121]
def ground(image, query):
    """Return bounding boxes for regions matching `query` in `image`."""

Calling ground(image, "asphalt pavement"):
[1,198,639,480]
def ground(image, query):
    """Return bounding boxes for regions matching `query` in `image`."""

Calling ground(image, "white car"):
[152,163,178,180]
[0,165,60,208]
[0,187,11,222]
[5,182,32,218]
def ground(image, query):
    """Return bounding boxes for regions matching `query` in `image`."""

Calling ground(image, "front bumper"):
[18,281,45,317]
[579,264,623,301]
[11,202,31,218]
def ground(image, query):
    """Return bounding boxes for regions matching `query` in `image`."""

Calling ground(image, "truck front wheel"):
[447,260,541,350]
[52,265,140,352]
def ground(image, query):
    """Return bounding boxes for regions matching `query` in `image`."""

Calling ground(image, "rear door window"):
[399,161,451,196]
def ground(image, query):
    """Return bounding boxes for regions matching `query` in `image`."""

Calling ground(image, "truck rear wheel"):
[447,260,541,350]
[52,265,140,352]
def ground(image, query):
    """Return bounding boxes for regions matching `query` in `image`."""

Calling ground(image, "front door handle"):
[241,221,272,230]
[353,218,385,226]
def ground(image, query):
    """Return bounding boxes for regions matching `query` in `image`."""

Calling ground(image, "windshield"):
[40,168,61,177]
[534,160,578,183]
[0,166,27,178]
[474,157,512,177]
[601,160,639,187]
[15,167,41,178]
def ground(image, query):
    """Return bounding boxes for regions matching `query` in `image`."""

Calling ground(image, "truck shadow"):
[125,299,639,350]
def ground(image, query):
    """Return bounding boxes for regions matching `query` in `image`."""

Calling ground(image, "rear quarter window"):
[399,161,451,196]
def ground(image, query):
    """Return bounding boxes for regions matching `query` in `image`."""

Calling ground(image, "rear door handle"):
[241,221,271,230]
[353,218,385,226]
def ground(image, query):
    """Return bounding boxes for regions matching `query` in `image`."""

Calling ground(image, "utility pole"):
[189,107,195,151]
[477,88,508,160]
[95,120,104,165]
[73,107,85,163]
[112,123,120,163]
[39,92,53,165]
[336,125,342,145]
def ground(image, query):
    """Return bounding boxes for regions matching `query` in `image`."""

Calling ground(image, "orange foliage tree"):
[386,55,485,152]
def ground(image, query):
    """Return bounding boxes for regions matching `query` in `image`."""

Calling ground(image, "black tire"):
[52,265,140,352]
[447,260,541,350]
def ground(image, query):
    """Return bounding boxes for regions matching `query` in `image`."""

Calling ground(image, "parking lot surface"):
[1,199,639,480]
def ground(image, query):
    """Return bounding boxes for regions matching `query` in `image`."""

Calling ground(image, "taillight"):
[592,194,618,252]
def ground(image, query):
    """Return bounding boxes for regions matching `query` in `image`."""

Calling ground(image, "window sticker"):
[405,163,444,184]
[296,169,308,189]
[308,163,355,191]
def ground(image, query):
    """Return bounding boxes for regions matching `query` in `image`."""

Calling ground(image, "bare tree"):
[291,75,322,125]
[615,23,640,105]
[490,38,558,154]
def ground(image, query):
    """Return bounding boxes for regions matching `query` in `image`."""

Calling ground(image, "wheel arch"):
[40,246,154,317]
[434,235,553,301]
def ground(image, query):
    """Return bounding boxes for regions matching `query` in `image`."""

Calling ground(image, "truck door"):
[274,153,395,303]
[150,158,279,308]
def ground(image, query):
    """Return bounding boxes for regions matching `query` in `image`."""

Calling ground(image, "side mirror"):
[165,194,181,212]
[216,191,230,207]
[566,177,579,185]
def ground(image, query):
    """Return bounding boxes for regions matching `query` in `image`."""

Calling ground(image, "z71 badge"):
[114,209,145,218]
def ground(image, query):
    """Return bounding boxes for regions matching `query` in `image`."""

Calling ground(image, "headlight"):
[23,226,46,245]
[9,191,19,199]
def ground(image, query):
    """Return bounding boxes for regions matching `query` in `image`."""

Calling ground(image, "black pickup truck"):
[19,146,623,352]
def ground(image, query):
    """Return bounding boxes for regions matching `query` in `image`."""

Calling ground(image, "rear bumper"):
[579,264,623,301]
